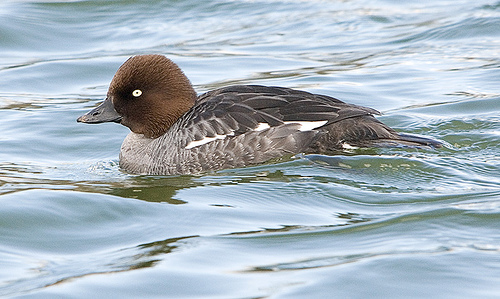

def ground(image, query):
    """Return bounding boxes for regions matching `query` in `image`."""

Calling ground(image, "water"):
[1,0,499,297]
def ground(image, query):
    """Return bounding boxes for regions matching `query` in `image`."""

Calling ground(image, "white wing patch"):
[342,142,359,149]
[184,121,327,150]
[185,132,235,149]
[254,122,271,131]
[185,123,270,150]
[284,120,328,131]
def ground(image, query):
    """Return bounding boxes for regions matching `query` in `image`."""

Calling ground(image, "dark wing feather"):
[176,85,380,147]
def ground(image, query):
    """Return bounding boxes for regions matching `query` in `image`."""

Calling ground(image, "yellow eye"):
[132,89,142,97]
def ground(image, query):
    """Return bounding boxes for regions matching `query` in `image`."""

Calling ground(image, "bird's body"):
[78,55,442,175]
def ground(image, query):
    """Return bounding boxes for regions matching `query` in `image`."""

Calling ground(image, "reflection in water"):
[243,246,452,273]
[135,235,197,263]
[108,176,197,204]
[0,236,197,296]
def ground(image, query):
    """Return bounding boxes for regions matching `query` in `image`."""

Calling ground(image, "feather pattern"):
[178,85,381,150]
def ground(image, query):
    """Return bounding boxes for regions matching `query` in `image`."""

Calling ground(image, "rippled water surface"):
[1,0,500,297]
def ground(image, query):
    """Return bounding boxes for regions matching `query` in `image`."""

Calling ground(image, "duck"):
[77,54,442,175]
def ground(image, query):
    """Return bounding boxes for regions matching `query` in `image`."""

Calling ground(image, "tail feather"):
[316,115,449,151]
[396,132,445,148]
[366,132,447,149]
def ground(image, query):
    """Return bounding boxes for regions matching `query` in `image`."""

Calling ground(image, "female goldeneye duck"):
[77,54,443,175]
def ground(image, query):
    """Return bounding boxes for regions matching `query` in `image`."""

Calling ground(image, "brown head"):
[77,55,197,138]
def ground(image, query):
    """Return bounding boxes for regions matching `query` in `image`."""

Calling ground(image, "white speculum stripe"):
[285,120,328,131]
[184,120,327,149]
[254,122,270,131]
[185,132,235,149]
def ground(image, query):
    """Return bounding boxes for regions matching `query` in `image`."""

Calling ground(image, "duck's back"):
[179,85,443,150]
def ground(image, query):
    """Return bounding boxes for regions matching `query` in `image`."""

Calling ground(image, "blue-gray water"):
[1,0,500,297]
